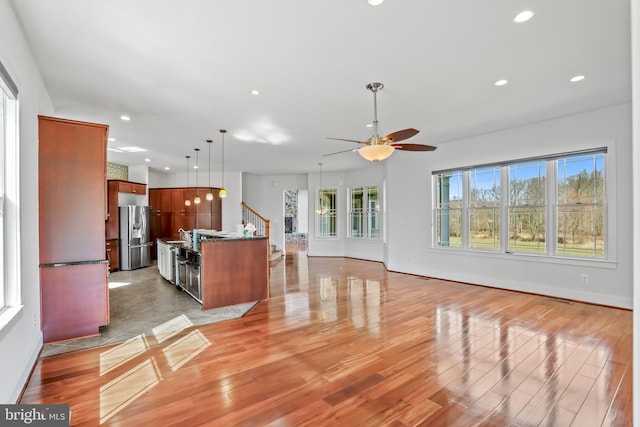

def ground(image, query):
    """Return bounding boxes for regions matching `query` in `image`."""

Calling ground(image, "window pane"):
[509,161,546,254]
[367,186,380,238]
[350,188,364,238]
[557,154,605,257]
[318,188,337,238]
[469,167,500,250]
[436,172,462,247]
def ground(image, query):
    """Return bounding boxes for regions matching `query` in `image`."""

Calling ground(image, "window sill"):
[0,305,25,338]
[428,247,617,269]
[347,237,382,242]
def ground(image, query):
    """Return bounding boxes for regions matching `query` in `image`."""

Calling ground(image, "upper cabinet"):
[110,179,147,195]
[106,180,148,239]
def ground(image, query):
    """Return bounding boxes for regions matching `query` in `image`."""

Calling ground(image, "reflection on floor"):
[284,241,307,256]
[42,263,257,357]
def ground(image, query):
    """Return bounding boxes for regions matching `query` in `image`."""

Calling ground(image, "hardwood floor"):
[21,254,632,426]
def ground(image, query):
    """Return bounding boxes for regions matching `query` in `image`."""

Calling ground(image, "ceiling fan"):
[326,82,437,162]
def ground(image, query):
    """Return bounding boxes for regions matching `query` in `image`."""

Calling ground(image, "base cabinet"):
[106,239,119,271]
[41,263,109,342]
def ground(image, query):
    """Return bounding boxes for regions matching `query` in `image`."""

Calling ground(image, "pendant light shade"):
[206,139,214,201]
[219,129,227,198]
[184,156,191,206]
[194,148,201,204]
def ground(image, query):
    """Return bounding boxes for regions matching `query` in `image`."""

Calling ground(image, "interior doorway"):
[283,189,308,255]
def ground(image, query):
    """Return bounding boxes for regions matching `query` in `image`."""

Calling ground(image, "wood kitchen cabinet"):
[106,179,148,240]
[149,187,222,250]
[113,180,146,195]
[106,239,119,271]
[38,115,110,343]
[106,181,119,239]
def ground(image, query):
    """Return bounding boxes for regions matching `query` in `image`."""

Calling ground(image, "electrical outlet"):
[580,274,589,283]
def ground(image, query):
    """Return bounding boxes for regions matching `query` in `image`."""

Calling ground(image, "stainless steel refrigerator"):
[119,205,152,270]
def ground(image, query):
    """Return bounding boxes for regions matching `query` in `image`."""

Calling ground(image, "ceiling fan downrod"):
[366,82,384,145]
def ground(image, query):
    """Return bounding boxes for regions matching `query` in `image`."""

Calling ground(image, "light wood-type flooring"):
[21,254,632,426]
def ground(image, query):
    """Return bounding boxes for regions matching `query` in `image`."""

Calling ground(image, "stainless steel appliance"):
[175,245,201,302]
[157,239,176,283]
[119,205,152,270]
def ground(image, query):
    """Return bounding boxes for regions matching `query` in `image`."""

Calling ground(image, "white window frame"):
[348,185,381,239]
[0,60,21,330]
[316,187,337,239]
[433,148,608,261]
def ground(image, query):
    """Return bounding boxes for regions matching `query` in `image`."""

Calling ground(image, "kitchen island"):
[159,234,270,310]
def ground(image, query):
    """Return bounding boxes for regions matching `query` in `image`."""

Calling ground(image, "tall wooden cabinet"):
[38,116,110,343]
[149,187,222,258]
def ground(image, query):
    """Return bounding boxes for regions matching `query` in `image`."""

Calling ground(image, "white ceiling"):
[10,0,631,175]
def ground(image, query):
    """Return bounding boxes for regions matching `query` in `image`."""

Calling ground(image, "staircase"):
[242,202,283,263]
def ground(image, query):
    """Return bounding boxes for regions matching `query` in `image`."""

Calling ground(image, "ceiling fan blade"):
[382,128,420,143]
[327,137,367,144]
[391,143,437,152]
[323,148,358,157]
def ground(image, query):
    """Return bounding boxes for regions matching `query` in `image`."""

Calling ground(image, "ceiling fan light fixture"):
[358,144,395,162]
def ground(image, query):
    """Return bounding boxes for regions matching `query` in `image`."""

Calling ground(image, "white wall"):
[243,173,308,251]
[297,190,308,234]
[0,0,55,403]
[343,165,386,261]
[148,169,242,232]
[630,0,639,420]
[386,103,633,308]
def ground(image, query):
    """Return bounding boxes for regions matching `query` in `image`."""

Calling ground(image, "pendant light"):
[219,129,227,198]
[205,139,214,201]
[194,148,201,204]
[315,162,326,215]
[184,155,191,206]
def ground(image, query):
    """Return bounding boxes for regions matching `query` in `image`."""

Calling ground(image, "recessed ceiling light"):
[368,0,384,5]
[366,123,373,128]
[250,89,260,95]
[514,10,534,23]
[119,146,147,152]
[108,137,116,142]
[193,165,198,169]
[144,158,151,162]
[120,115,131,121]
[164,167,170,171]
[494,79,509,86]
[570,75,585,82]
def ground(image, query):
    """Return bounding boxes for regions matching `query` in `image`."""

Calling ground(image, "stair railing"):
[242,202,270,238]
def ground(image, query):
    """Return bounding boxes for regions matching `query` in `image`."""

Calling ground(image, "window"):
[348,185,380,239]
[316,188,337,238]
[435,171,463,247]
[557,154,605,257]
[0,60,19,318]
[433,149,607,259]
[509,161,546,254]
[469,167,501,251]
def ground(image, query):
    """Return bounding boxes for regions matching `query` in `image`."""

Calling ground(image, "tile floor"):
[41,263,257,357]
